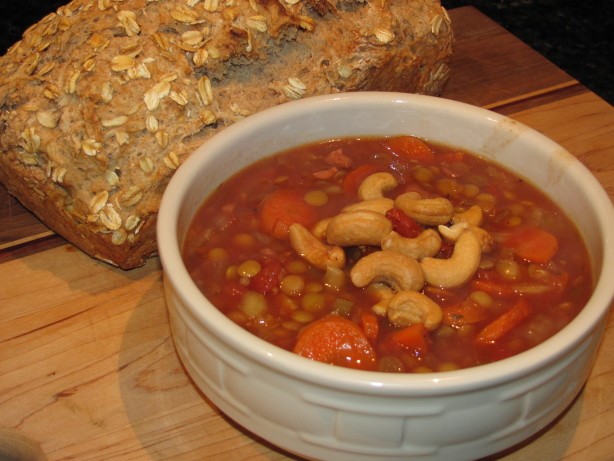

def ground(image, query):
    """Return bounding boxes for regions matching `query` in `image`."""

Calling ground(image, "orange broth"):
[182,136,592,373]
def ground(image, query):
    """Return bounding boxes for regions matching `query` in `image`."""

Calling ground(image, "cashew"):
[326,210,392,247]
[342,197,394,215]
[469,225,494,253]
[387,290,442,331]
[420,230,481,288]
[453,205,483,227]
[289,223,345,271]
[366,283,395,317]
[381,229,442,260]
[439,222,494,253]
[311,217,332,240]
[350,250,425,292]
[358,172,398,200]
[395,192,454,226]
[438,222,469,242]
[323,264,346,291]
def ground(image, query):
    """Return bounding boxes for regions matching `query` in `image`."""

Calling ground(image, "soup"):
[182,136,592,373]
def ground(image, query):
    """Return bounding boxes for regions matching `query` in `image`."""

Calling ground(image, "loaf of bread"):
[0,0,453,269]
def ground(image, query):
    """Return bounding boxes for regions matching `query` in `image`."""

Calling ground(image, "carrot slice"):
[384,136,436,163]
[388,323,429,355]
[470,278,516,297]
[475,298,531,345]
[259,189,316,239]
[442,303,490,327]
[504,227,560,264]
[472,273,570,297]
[293,315,377,370]
[342,164,379,196]
[360,310,380,342]
[438,150,465,163]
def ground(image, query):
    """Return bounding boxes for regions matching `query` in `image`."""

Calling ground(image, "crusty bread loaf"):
[0,0,453,269]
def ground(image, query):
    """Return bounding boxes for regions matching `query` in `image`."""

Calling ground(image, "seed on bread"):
[117,11,141,37]
[283,77,307,99]
[374,28,394,44]
[100,205,122,231]
[89,191,109,214]
[164,152,181,170]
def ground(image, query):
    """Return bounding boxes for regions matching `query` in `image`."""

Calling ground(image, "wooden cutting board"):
[1,7,613,461]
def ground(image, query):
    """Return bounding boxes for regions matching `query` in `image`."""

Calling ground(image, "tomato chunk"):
[385,208,422,238]
[249,257,283,295]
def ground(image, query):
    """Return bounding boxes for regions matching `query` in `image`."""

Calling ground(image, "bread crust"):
[0,0,453,269]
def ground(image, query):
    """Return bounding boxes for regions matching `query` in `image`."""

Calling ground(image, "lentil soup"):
[182,136,592,373]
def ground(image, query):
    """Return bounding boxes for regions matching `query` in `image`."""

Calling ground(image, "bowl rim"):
[158,91,614,395]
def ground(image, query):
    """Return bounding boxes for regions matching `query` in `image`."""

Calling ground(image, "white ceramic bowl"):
[157,92,614,461]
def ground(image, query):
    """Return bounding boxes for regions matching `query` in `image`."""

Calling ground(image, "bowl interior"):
[160,92,614,391]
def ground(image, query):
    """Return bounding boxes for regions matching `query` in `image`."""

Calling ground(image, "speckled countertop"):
[1,0,612,105]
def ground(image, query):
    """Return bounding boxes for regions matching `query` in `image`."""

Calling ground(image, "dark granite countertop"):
[441,0,612,105]
[1,0,612,105]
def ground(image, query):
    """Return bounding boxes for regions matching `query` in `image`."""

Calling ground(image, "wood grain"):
[0,192,52,250]
[510,92,614,201]
[0,245,295,461]
[443,6,578,109]
[1,6,613,461]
